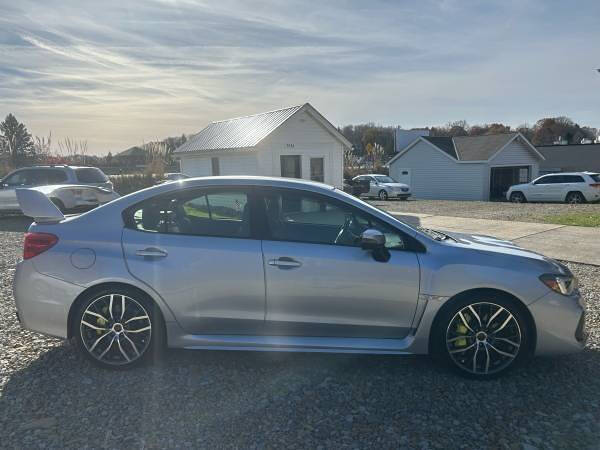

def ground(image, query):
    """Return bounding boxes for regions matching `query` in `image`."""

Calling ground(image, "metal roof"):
[174,105,304,154]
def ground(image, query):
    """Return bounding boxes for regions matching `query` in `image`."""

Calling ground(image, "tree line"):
[0,113,187,175]
[340,117,599,157]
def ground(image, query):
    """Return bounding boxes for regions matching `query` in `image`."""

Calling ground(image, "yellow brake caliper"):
[454,313,470,347]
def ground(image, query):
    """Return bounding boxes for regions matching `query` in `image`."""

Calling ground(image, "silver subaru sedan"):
[13,176,586,378]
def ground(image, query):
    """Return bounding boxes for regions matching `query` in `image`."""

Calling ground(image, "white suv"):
[0,165,116,212]
[507,172,600,204]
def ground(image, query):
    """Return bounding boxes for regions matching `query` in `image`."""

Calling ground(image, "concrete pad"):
[420,216,565,241]
[388,212,600,265]
[512,226,600,266]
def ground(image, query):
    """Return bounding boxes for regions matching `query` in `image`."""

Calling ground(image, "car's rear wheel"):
[509,192,526,203]
[378,190,388,200]
[565,191,585,204]
[73,288,163,369]
[433,296,531,379]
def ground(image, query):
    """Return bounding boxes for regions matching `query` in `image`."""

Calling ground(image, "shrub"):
[109,174,159,195]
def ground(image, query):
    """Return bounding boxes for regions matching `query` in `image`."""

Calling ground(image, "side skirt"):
[169,333,417,355]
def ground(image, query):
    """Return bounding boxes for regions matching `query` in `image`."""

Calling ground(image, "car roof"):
[543,172,596,176]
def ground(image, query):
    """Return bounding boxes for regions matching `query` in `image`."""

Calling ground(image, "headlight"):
[539,273,578,296]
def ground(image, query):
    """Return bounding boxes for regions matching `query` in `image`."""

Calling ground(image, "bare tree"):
[57,137,89,164]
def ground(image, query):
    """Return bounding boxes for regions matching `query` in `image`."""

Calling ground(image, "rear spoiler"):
[16,188,65,223]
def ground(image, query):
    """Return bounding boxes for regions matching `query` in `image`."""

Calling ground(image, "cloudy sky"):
[1,0,599,154]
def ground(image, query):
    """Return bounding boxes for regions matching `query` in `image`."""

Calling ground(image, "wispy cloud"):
[0,0,598,152]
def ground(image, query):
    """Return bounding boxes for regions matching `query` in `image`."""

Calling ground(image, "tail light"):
[23,232,58,260]
[590,183,600,189]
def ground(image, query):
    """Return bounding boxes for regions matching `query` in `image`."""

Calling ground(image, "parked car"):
[352,174,411,200]
[342,177,370,196]
[0,165,116,213]
[14,176,585,378]
[507,172,600,204]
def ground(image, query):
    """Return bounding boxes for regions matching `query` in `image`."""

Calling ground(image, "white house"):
[174,103,350,188]
[387,133,545,201]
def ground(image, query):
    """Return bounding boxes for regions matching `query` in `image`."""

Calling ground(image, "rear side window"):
[45,169,68,184]
[75,168,108,183]
[125,189,250,238]
[563,175,584,183]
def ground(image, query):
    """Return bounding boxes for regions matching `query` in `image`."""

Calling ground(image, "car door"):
[258,187,421,339]
[121,186,266,334]
[528,175,552,201]
[540,175,565,201]
[0,169,36,210]
[561,175,585,201]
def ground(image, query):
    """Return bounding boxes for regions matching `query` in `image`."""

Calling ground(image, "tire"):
[50,198,66,213]
[509,192,526,203]
[431,294,532,379]
[565,191,585,204]
[73,287,164,370]
[378,190,389,201]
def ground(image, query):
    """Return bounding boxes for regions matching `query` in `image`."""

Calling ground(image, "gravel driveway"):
[369,198,600,224]
[1,223,600,448]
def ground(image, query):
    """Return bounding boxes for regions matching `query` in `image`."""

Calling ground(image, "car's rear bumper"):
[529,289,587,355]
[13,259,84,339]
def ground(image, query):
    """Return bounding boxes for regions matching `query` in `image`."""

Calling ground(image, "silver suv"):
[0,165,112,212]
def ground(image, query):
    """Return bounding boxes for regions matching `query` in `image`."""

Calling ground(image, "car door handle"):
[135,247,168,258]
[268,257,302,269]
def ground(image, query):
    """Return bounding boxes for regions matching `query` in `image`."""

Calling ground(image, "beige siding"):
[389,141,487,200]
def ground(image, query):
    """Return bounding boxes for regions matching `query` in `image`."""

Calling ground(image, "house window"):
[211,157,220,176]
[310,158,324,182]
[281,155,301,178]
[519,168,529,183]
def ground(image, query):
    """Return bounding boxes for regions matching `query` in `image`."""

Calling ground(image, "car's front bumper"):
[391,191,411,199]
[529,289,586,355]
[13,259,85,339]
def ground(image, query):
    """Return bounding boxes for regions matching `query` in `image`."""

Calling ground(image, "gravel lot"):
[1,220,600,449]
[369,198,600,224]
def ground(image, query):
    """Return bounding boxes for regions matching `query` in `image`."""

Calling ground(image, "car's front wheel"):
[378,190,389,200]
[433,295,531,379]
[509,192,526,203]
[73,288,163,369]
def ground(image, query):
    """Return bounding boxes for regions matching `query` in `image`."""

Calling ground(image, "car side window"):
[3,171,27,186]
[46,169,68,184]
[126,189,251,238]
[563,175,584,183]
[534,175,560,185]
[261,189,405,249]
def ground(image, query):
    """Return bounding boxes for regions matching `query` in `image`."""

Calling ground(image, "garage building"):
[386,133,545,201]
[174,103,350,188]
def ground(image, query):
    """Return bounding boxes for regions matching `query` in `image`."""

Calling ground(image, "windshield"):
[74,168,109,183]
[591,174,600,182]
[374,176,396,183]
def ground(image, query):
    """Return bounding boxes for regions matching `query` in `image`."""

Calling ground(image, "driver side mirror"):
[360,229,385,250]
[360,229,390,263]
